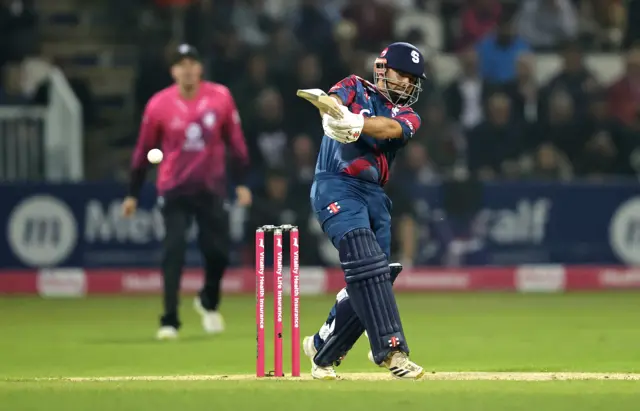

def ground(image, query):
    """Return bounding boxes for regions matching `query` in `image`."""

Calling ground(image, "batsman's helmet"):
[374,42,427,107]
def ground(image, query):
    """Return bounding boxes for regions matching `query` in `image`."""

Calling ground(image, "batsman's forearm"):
[362,117,403,140]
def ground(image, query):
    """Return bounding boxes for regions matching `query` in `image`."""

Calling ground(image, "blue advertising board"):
[0,181,639,268]
[410,181,640,266]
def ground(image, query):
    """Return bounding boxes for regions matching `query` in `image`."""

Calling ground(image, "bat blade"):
[296,89,344,119]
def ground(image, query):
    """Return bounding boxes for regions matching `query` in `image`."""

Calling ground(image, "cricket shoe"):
[303,336,337,380]
[156,326,178,340]
[194,297,225,334]
[378,351,425,380]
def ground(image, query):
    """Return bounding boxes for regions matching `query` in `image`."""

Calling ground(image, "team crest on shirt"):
[391,106,400,117]
[203,112,216,128]
[327,202,341,214]
[183,123,205,151]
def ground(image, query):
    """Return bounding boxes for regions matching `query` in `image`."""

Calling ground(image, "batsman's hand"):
[236,185,252,207]
[322,106,363,144]
[121,196,138,217]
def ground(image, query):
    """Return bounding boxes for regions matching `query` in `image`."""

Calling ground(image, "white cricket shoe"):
[156,326,178,340]
[194,297,225,334]
[380,351,425,380]
[303,336,337,380]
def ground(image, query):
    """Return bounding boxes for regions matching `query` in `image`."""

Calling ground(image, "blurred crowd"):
[134,0,640,188]
[2,0,640,186]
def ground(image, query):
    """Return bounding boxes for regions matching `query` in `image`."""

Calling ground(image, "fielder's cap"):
[171,43,201,64]
[379,42,427,80]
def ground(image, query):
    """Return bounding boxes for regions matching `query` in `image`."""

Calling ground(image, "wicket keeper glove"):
[322,106,363,144]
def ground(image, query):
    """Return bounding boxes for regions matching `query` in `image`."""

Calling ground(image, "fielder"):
[300,42,427,380]
[123,44,251,340]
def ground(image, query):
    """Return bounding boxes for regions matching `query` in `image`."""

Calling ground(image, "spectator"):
[267,24,300,84]
[231,52,275,121]
[457,0,502,50]
[539,41,599,122]
[580,0,626,50]
[396,144,439,186]
[294,0,335,55]
[581,92,635,176]
[516,0,579,51]
[394,0,443,53]
[231,0,273,47]
[282,53,325,138]
[608,46,640,126]
[467,93,524,179]
[624,0,640,49]
[582,91,623,146]
[444,48,487,130]
[134,41,175,120]
[210,29,248,86]
[576,93,635,175]
[342,0,394,52]
[487,52,538,124]
[291,133,316,185]
[246,167,321,265]
[476,13,530,84]
[527,143,573,180]
[327,20,358,81]
[416,98,466,179]
[576,128,621,179]
[537,90,585,164]
[0,0,38,70]
[244,87,292,173]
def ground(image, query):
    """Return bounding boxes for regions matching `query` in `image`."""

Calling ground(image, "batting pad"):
[340,229,408,364]
[314,263,404,366]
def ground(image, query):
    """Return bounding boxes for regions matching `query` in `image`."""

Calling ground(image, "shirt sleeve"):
[328,75,359,106]
[222,89,250,185]
[392,110,421,141]
[128,97,161,198]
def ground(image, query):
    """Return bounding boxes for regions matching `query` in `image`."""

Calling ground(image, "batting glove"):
[322,106,363,144]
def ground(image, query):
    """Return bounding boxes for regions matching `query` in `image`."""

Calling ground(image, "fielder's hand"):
[121,196,138,217]
[322,106,363,144]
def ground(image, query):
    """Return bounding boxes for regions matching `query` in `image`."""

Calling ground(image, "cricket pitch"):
[13,372,640,382]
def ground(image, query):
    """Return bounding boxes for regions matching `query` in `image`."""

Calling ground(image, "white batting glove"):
[322,106,364,144]
[323,114,354,143]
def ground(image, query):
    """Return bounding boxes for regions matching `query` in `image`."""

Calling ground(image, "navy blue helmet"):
[374,42,427,107]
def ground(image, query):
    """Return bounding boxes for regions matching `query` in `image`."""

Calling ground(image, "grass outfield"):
[1,293,640,410]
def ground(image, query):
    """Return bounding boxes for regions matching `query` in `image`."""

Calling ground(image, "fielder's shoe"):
[380,351,425,380]
[194,297,225,334]
[156,326,178,340]
[303,336,337,380]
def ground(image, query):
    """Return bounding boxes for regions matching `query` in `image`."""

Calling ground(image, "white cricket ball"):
[147,148,163,164]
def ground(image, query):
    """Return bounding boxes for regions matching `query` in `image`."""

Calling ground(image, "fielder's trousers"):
[159,191,229,328]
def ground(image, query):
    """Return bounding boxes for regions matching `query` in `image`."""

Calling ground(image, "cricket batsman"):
[301,42,427,380]
[122,44,251,340]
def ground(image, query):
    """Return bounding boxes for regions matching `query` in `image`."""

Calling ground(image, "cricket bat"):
[296,89,344,119]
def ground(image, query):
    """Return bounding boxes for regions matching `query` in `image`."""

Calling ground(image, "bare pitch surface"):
[8,372,640,382]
